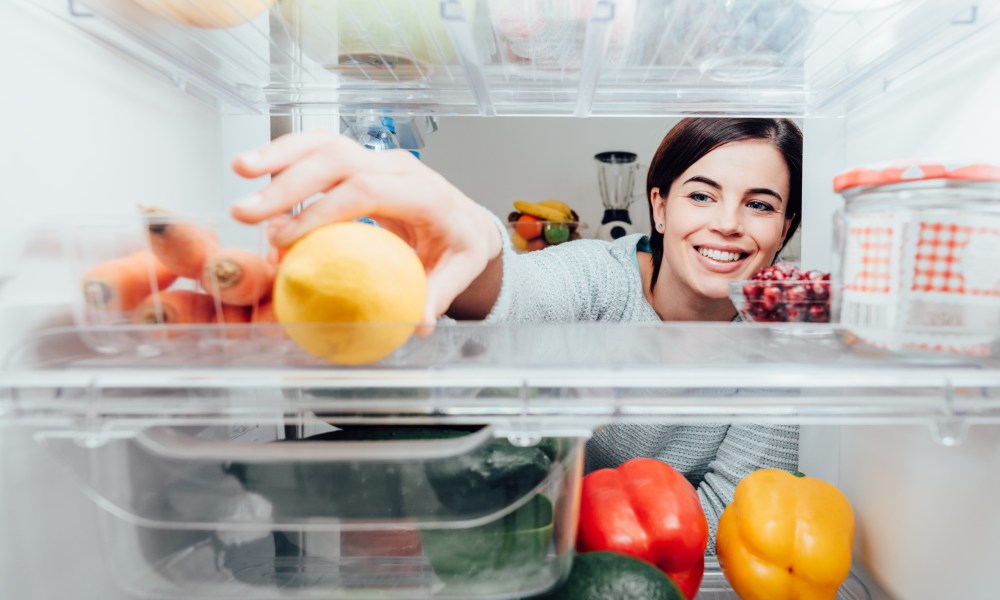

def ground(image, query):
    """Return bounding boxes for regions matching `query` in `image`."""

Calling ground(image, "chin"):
[696,279,733,300]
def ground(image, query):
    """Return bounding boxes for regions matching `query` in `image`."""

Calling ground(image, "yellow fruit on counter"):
[537,200,574,219]
[273,222,426,365]
[514,200,571,223]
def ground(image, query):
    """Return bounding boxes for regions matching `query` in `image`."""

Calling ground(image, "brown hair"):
[645,118,803,289]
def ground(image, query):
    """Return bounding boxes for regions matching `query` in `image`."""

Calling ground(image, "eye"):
[747,199,776,212]
[688,192,714,203]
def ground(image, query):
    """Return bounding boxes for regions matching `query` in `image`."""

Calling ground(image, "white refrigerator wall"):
[826,38,1000,600]
[0,3,226,599]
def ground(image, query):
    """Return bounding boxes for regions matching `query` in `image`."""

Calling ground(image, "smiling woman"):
[644,118,802,321]
[229,117,805,554]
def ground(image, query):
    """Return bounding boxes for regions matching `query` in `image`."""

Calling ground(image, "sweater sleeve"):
[482,211,638,323]
[697,423,799,554]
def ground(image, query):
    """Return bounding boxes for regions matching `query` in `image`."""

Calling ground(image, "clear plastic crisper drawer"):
[22,0,1000,116]
[38,422,584,599]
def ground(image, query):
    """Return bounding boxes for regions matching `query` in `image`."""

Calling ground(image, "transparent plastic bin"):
[58,211,272,354]
[275,0,475,81]
[667,0,815,81]
[38,422,584,599]
[124,0,274,29]
[489,0,638,71]
[54,212,439,366]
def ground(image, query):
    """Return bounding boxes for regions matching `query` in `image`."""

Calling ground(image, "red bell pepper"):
[577,457,708,600]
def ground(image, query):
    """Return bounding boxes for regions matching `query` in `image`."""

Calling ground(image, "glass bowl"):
[729,279,832,323]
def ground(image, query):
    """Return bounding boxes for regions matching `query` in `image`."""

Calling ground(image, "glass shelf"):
[4,322,1000,434]
[21,0,1000,116]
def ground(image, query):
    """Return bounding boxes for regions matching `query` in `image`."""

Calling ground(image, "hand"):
[230,130,502,326]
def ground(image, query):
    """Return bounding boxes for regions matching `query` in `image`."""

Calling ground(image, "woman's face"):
[651,140,792,300]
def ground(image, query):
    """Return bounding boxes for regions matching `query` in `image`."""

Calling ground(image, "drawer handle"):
[132,425,496,463]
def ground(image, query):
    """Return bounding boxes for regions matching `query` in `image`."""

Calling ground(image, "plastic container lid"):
[833,160,1000,193]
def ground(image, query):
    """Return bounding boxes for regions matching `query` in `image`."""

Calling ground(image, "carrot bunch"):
[80,207,282,334]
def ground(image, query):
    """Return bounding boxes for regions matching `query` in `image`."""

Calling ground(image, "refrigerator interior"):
[3,0,1000,598]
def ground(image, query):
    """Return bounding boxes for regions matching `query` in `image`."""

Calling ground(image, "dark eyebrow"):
[684,176,721,190]
[684,176,784,203]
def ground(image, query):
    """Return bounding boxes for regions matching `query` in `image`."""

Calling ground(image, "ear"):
[650,187,667,225]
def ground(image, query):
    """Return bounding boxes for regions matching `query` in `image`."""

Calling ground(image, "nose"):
[709,200,745,236]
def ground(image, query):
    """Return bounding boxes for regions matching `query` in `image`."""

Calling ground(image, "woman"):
[231,117,803,551]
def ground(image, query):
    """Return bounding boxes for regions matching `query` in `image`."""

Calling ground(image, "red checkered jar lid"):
[834,160,1000,194]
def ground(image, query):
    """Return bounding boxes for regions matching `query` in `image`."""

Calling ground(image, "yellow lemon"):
[273,222,426,365]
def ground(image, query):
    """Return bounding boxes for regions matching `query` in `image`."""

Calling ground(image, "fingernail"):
[236,151,262,167]
[232,194,262,211]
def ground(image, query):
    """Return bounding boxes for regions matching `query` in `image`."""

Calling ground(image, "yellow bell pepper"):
[716,469,854,600]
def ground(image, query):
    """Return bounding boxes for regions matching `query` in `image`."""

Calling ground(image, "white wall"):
[420,116,679,235]
[0,3,225,599]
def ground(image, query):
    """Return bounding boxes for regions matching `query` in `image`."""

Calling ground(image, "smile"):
[697,247,748,262]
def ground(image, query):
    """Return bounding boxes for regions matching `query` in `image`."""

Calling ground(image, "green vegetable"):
[420,493,554,590]
[226,426,558,519]
[225,426,466,519]
[424,435,552,514]
[536,552,686,600]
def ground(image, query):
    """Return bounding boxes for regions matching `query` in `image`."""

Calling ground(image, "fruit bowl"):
[507,200,585,252]
[507,219,585,252]
[729,271,832,323]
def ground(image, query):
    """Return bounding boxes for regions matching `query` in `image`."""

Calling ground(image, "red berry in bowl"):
[743,282,764,300]
[741,263,832,323]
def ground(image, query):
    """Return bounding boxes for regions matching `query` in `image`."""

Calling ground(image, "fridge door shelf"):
[17,0,1000,116]
[5,322,1000,434]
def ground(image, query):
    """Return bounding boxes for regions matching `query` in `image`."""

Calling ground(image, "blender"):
[594,151,642,241]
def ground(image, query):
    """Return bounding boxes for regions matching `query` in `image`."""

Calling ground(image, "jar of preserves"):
[832,160,1000,355]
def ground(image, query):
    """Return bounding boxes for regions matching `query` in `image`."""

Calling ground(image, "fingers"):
[232,150,370,225]
[230,134,420,226]
[231,130,346,178]
[268,173,459,247]
[266,177,384,247]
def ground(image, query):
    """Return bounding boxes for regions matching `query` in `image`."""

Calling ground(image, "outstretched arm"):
[229,130,504,325]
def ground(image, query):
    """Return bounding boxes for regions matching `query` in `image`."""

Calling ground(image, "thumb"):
[420,253,482,329]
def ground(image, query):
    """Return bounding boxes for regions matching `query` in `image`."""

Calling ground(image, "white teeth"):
[699,248,742,262]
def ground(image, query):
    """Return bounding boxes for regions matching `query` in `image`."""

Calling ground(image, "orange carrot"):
[142,207,219,279]
[217,302,251,324]
[251,300,278,324]
[82,250,178,312]
[134,290,217,326]
[199,247,275,306]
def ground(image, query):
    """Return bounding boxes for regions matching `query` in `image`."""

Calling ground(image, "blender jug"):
[594,151,641,241]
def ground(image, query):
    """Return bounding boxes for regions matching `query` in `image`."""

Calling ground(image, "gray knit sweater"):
[483,224,799,554]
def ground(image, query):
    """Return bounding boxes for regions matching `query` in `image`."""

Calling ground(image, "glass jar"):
[832,161,1000,356]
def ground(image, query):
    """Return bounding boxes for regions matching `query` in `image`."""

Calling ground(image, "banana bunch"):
[508,200,581,252]
[513,199,575,222]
